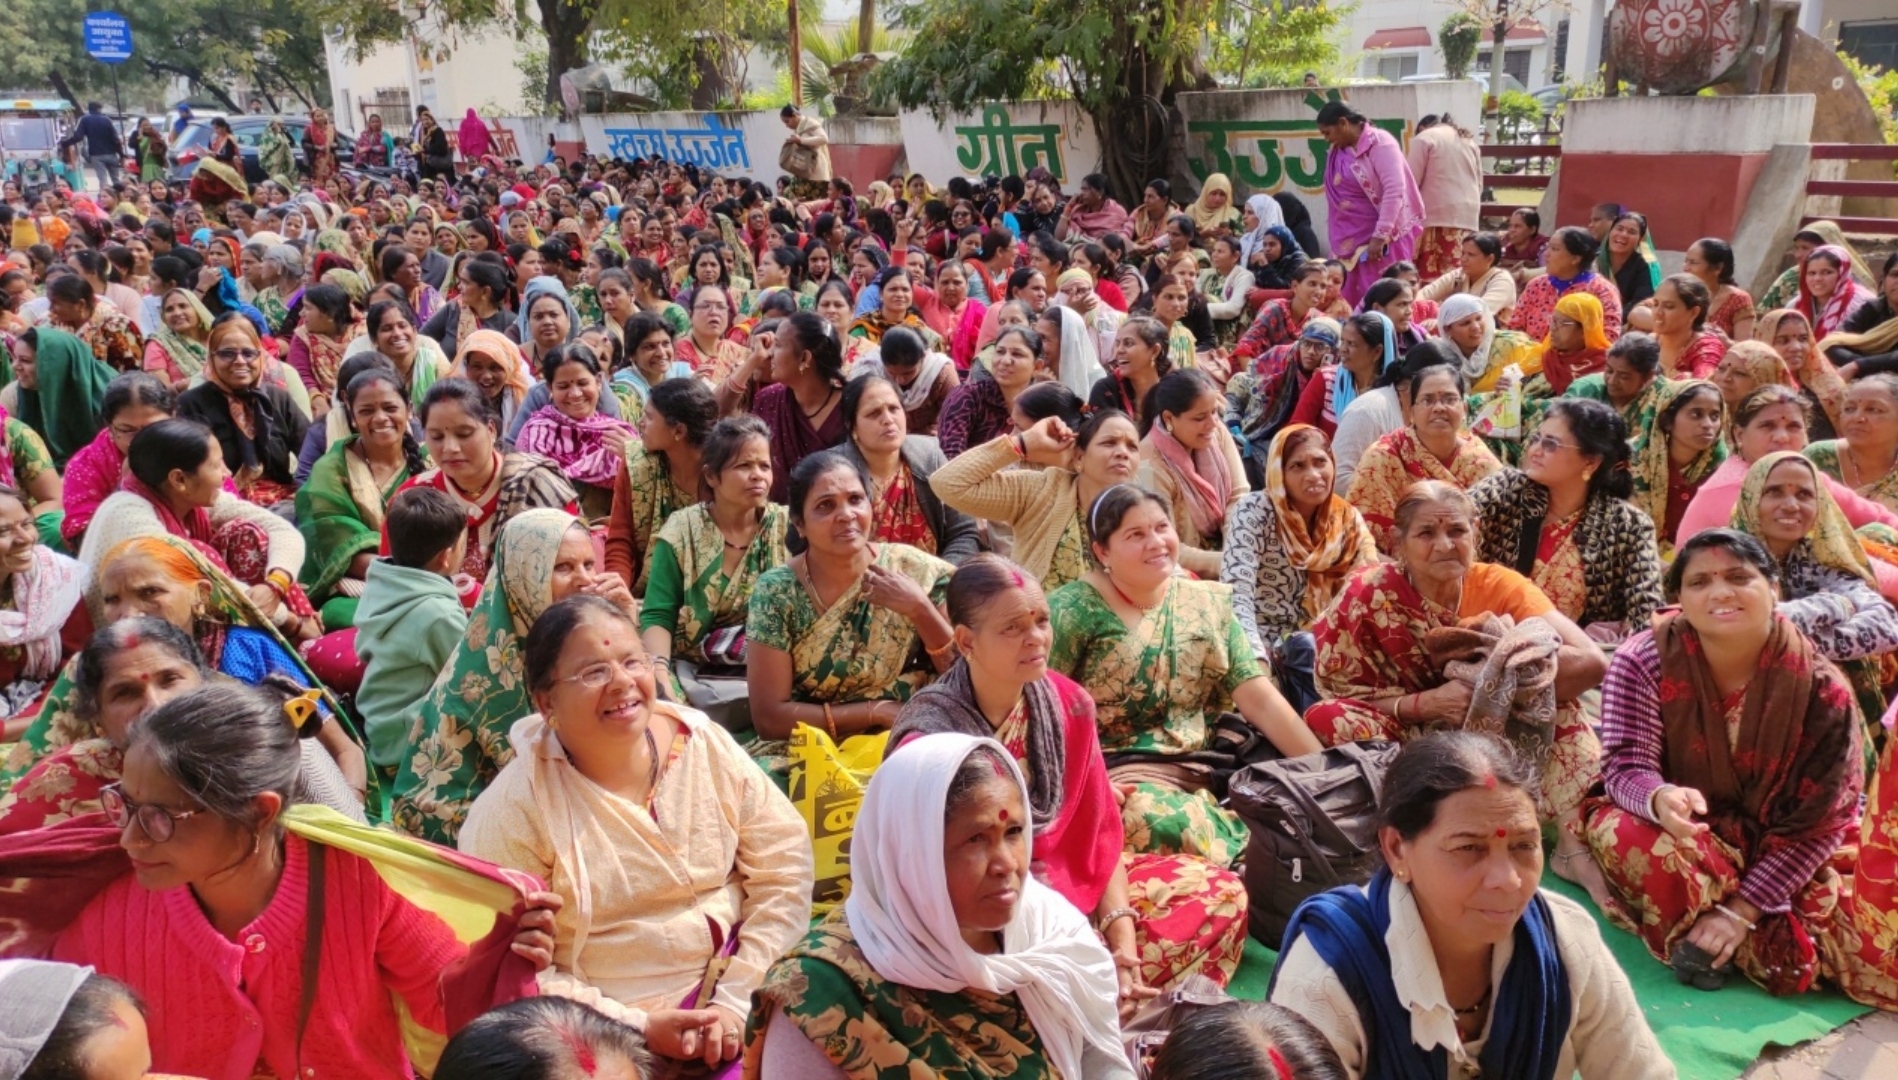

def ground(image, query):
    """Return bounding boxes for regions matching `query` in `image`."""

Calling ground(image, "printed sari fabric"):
[1582,616,1874,999]
[892,669,1248,991]
[1344,427,1503,555]
[393,452,577,583]
[640,503,789,668]
[611,441,698,595]
[295,435,411,603]
[392,509,582,844]
[1047,577,1264,866]
[744,910,1058,1080]
[1629,380,1726,555]
[744,543,954,778]
[871,464,934,553]
[1806,440,1898,517]
[1,534,329,785]
[1310,562,1601,822]
[0,739,121,834]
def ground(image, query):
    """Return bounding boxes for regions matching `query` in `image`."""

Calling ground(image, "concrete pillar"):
[1564,0,1608,82]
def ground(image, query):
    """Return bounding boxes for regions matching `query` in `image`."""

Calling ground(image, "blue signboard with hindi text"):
[84,12,134,65]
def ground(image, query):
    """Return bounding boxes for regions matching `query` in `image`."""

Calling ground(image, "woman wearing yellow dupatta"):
[745,452,956,786]
[1629,381,1727,558]
[1711,340,1798,415]
[1220,424,1378,713]
[1756,307,1848,437]
[1184,173,1243,240]
[1345,365,1504,554]
[1730,451,1898,732]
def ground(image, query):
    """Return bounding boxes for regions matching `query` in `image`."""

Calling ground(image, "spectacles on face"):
[692,302,726,314]
[1415,392,1463,410]
[102,782,203,843]
[215,348,262,364]
[1524,432,1579,455]
[559,655,651,690]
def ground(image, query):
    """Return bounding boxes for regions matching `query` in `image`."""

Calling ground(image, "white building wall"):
[322,18,530,136]
[1344,0,1567,89]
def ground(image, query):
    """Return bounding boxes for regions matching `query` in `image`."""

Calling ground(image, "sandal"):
[1669,940,1730,991]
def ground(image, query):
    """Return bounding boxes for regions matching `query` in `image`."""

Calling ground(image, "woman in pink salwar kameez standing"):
[1317,101,1425,308]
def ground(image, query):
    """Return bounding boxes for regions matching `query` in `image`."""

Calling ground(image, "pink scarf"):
[0,546,85,679]
[1150,426,1233,538]
[512,404,634,487]
[119,473,228,572]
[1798,245,1869,340]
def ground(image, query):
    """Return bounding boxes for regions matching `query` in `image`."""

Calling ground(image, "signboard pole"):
[111,67,122,119]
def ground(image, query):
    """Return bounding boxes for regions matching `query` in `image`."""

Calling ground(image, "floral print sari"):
[1344,427,1503,554]
[1310,562,1601,822]
[744,911,1056,1080]
[1047,577,1264,866]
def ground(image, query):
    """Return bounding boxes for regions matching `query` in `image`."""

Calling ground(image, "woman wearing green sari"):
[1563,331,1672,440]
[258,119,298,190]
[391,507,636,844]
[746,451,955,783]
[296,368,429,628]
[1048,485,1318,868]
[639,416,787,719]
[6,328,114,471]
[1805,375,1898,517]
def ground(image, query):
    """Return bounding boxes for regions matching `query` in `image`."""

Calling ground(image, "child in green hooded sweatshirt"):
[354,486,470,785]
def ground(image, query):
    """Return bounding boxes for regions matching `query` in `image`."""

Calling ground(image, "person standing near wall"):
[1406,114,1483,281]
[1316,102,1425,308]
[779,104,833,203]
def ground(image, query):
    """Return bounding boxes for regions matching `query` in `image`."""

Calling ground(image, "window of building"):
[1374,53,1422,81]
[1840,21,1898,72]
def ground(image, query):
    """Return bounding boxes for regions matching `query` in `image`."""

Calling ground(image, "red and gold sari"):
[1309,561,1600,821]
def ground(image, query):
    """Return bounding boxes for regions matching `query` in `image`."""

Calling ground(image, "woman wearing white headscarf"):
[1435,291,1540,394]
[744,732,1135,1080]
[1237,192,1287,269]
[1038,304,1109,402]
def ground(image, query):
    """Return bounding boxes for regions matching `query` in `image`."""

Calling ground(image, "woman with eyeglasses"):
[1469,399,1662,646]
[461,593,811,1073]
[394,509,634,844]
[4,678,561,1080]
[1345,363,1503,555]
[0,616,363,834]
[173,316,309,509]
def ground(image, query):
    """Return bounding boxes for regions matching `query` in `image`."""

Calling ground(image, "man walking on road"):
[58,102,125,192]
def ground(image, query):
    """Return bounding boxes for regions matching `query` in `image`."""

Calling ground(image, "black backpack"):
[1228,740,1401,949]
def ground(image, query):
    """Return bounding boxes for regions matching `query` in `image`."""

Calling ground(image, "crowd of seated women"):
[3,151,1898,1080]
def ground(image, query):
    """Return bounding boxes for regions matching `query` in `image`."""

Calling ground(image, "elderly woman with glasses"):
[173,315,310,508]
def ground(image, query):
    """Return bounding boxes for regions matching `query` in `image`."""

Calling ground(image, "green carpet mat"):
[1221,878,1871,1080]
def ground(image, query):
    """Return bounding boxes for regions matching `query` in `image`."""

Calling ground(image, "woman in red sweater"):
[43,681,563,1080]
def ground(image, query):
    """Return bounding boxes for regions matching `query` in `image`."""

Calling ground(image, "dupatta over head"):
[846,732,1134,1080]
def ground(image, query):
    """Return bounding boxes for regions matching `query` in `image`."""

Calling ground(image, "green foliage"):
[1204,1,1351,89]
[1493,87,1543,140]
[1839,51,1898,147]
[1439,13,1482,80]
[516,32,552,116]
[793,23,909,116]
[876,0,1203,117]
[0,0,333,111]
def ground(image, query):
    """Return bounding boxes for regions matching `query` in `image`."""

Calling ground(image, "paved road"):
[1744,1011,1898,1078]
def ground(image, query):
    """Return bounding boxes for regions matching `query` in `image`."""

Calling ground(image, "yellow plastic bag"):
[1470,363,1523,441]
[787,722,889,914]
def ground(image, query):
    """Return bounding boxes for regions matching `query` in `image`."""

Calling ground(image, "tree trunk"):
[858,0,874,55]
[1486,22,1508,141]
[538,0,594,110]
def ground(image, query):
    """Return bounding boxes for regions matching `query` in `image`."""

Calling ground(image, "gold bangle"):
[823,702,838,742]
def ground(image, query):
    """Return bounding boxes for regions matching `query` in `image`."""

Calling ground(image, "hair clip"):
[1267,1046,1294,1080]
[1088,483,1129,537]
[283,689,324,733]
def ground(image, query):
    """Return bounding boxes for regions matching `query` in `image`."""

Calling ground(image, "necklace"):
[799,557,829,610]
[800,385,837,421]
[1105,572,1161,612]
[1846,445,1894,490]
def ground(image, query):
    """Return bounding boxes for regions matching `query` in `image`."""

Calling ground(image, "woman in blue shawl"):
[1268,731,1670,1080]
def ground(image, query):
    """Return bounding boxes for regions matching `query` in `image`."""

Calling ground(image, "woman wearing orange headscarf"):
[1219,424,1378,712]
[452,328,536,441]
[1533,291,1611,395]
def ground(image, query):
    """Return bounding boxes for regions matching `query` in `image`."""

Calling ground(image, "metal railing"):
[1803,143,1898,235]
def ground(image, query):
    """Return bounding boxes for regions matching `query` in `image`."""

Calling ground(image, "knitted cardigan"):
[1468,468,1663,629]
[929,434,1086,585]
[75,489,306,615]
[52,833,465,1080]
